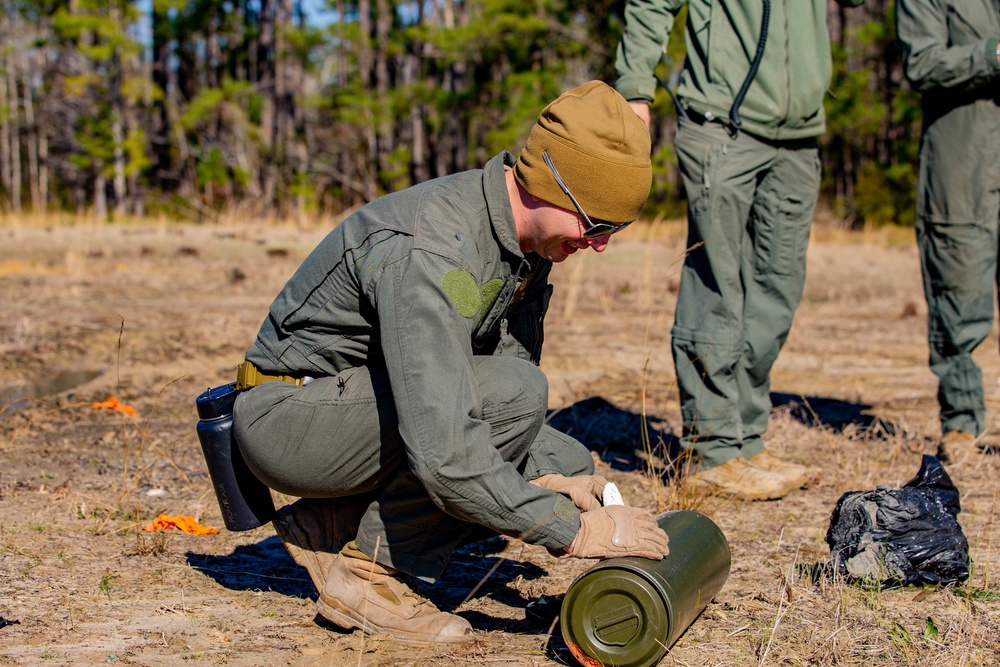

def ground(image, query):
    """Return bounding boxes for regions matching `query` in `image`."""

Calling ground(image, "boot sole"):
[316,597,475,647]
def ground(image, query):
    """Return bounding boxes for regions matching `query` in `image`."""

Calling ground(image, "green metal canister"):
[560,510,731,667]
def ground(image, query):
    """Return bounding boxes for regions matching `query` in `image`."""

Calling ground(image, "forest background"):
[0,0,912,227]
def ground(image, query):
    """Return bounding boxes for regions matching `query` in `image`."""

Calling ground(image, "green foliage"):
[180,89,226,131]
[123,129,151,177]
[51,0,152,207]
[822,2,918,228]
[74,107,115,171]
[922,616,939,641]
[152,0,187,13]
[180,80,260,133]
[888,620,918,663]
[52,0,144,63]
[382,145,412,190]
[853,161,916,227]
[479,71,563,157]
[289,174,318,211]
[97,571,117,600]
[196,148,229,190]
[7,0,930,221]
[644,142,683,218]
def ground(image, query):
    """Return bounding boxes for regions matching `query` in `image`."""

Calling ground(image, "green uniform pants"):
[916,218,1000,436]
[671,117,820,469]
[233,356,593,581]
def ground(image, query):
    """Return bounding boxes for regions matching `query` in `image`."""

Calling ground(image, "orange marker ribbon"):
[90,396,137,415]
[142,514,219,535]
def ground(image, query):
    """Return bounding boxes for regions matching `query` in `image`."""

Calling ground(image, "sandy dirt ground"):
[1,220,998,666]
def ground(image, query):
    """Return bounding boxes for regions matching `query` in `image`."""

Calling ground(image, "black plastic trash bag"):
[825,455,969,588]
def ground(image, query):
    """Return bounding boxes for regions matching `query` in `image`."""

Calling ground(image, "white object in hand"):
[602,482,625,507]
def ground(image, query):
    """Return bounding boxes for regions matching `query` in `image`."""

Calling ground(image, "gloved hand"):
[530,473,609,512]
[565,505,669,560]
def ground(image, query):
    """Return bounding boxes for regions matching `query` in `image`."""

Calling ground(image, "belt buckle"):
[235,361,260,391]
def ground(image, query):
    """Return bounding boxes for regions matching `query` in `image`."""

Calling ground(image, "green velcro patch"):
[479,279,504,324]
[442,269,482,319]
[554,496,577,523]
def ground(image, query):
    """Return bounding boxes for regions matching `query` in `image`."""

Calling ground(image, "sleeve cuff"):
[615,75,657,104]
[984,37,1000,73]
[524,496,580,549]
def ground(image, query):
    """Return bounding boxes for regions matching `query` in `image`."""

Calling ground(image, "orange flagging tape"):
[90,396,137,415]
[142,514,219,535]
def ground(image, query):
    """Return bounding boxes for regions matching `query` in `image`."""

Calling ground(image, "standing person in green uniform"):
[615,0,864,500]
[896,0,1000,464]
[232,81,669,646]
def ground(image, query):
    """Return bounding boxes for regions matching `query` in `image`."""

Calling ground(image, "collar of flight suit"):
[483,151,525,262]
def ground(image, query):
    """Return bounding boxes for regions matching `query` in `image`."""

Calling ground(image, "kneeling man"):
[234,81,670,645]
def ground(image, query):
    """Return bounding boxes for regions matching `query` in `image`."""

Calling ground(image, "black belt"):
[685,109,715,126]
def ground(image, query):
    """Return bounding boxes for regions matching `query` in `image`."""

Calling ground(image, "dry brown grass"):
[1,220,998,666]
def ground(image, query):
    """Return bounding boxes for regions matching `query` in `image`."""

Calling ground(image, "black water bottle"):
[196,383,276,531]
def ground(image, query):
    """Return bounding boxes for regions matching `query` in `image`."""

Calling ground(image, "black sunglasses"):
[542,150,632,239]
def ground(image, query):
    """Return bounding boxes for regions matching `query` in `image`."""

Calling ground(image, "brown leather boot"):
[749,450,821,489]
[689,457,798,501]
[936,431,979,464]
[272,498,365,592]
[318,542,474,646]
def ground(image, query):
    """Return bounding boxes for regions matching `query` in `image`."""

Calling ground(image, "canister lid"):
[561,566,671,667]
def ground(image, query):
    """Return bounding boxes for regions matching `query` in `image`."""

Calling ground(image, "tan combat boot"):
[272,497,365,592]
[749,450,821,489]
[318,541,474,646]
[689,457,797,501]
[936,431,979,464]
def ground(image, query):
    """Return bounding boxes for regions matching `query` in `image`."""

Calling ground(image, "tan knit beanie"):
[515,80,652,223]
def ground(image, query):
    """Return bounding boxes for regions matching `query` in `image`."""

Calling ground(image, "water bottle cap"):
[196,383,237,420]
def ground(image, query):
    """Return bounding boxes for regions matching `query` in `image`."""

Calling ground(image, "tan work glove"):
[565,505,669,560]
[530,473,609,512]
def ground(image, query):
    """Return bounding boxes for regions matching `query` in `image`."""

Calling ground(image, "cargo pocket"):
[754,152,819,276]
[753,195,814,276]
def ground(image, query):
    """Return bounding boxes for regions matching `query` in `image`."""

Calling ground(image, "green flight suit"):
[233,152,591,581]
[615,0,863,469]
[897,0,1000,437]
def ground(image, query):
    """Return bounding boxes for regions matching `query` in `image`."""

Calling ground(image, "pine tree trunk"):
[152,0,172,189]
[374,0,392,188]
[207,10,220,89]
[0,54,10,211]
[6,51,22,213]
[37,95,48,210]
[358,0,377,201]
[94,172,107,221]
[112,114,127,219]
[407,54,427,185]
[260,0,275,150]
[21,59,40,213]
